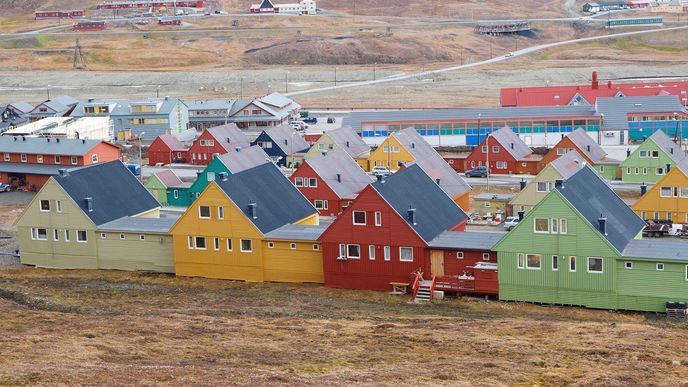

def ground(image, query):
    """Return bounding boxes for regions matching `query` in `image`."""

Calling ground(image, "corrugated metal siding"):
[97,232,174,273]
[290,162,343,217]
[632,168,688,222]
[616,260,688,312]
[262,240,323,283]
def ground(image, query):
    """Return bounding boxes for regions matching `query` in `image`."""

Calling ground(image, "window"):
[657,167,664,175]
[656,263,665,271]
[492,146,500,153]
[661,187,672,197]
[536,182,549,193]
[91,154,98,163]
[399,247,413,262]
[651,151,659,158]
[54,155,61,164]
[195,236,206,249]
[37,154,43,163]
[35,228,47,240]
[559,219,567,234]
[454,252,464,259]
[20,153,27,162]
[643,167,647,175]
[484,202,491,208]
[668,212,673,221]
[482,253,490,261]
[624,261,633,269]
[552,255,559,271]
[653,212,659,220]
[551,218,558,233]
[227,238,233,251]
[295,177,303,187]
[685,265,688,281]
[680,187,688,198]
[77,230,87,243]
[3,153,8,161]
[71,156,78,165]
[214,237,220,251]
[119,233,126,240]
[290,243,297,250]
[313,244,319,251]
[517,253,524,269]
[353,211,366,225]
[53,229,59,241]
[39,200,50,212]
[339,243,346,258]
[369,245,376,260]
[188,236,193,249]
[199,206,211,219]
[314,200,328,210]
[207,172,215,182]
[64,230,70,242]
[240,239,252,252]
[526,254,541,269]
[56,200,62,213]
[347,244,361,259]
[218,206,224,219]
[496,161,507,169]
[101,233,106,239]
[308,178,317,187]
[634,167,639,175]
[534,218,549,233]
[375,211,382,226]
[639,150,647,158]
[587,257,603,273]
[626,167,631,175]
[173,190,179,199]
[482,146,488,153]
[139,235,145,240]
[569,256,577,272]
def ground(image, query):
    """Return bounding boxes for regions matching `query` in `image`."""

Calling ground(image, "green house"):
[620,130,685,183]
[145,170,185,206]
[494,165,688,312]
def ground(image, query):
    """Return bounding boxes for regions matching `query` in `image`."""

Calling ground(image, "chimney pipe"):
[346,141,350,147]
[235,146,241,152]
[407,208,416,225]
[555,179,564,189]
[667,164,671,173]
[670,148,674,155]
[284,139,288,145]
[218,172,228,181]
[47,138,50,142]
[436,178,440,186]
[510,142,514,149]
[586,145,591,152]
[84,197,93,212]
[22,136,25,141]
[226,137,231,143]
[411,143,415,149]
[592,71,599,89]
[376,175,383,182]
[336,173,341,183]
[248,203,257,219]
[640,182,647,196]
[598,215,607,235]
[626,148,631,157]
[607,80,612,89]
[518,210,524,221]
[56,138,60,143]
[519,178,526,191]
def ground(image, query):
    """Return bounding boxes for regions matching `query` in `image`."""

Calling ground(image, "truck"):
[126,164,142,176]
[643,220,672,238]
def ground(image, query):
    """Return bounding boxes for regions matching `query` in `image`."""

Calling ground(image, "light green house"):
[510,150,586,214]
[144,169,184,206]
[620,130,686,183]
[495,165,688,312]
[16,161,176,273]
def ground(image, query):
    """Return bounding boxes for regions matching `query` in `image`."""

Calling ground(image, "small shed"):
[472,193,515,220]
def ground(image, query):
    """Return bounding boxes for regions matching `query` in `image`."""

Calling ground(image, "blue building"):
[252,124,310,167]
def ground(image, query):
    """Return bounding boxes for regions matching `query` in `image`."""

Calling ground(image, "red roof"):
[501,72,688,107]
[153,169,183,187]
[156,134,188,151]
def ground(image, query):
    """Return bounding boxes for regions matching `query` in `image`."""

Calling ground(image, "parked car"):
[291,123,305,132]
[465,166,488,178]
[327,117,336,124]
[299,110,309,118]
[0,182,11,192]
[303,117,318,124]
[503,216,520,230]
[372,166,391,177]
[289,120,308,129]
[126,164,141,176]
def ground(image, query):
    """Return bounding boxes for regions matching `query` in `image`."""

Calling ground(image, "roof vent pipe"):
[56,138,60,143]
[519,178,526,191]
[376,175,383,182]
[58,168,68,177]
[22,136,25,141]
[284,139,288,145]
[640,183,647,196]
[626,148,631,157]
[346,141,350,147]
[670,148,674,154]
[337,173,341,183]
[586,145,591,152]
[235,146,241,152]
[607,80,612,89]
[218,172,229,181]
[555,179,564,189]
[411,143,415,149]
[82,139,85,144]
[407,208,416,226]
[510,143,514,149]
[436,178,440,186]
[667,164,671,173]
[518,211,525,221]
[226,137,231,143]
[47,138,50,142]
[248,203,257,219]
[84,197,93,212]
[598,215,607,235]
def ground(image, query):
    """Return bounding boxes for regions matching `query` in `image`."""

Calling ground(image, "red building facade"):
[290,163,346,217]
[147,135,188,166]
[463,129,539,175]
[187,124,250,165]
[35,10,84,19]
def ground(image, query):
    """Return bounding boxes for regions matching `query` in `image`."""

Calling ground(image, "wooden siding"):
[144,174,169,205]
[290,162,344,217]
[620,139,678,183]
[366,136,414,172]
[616,259,688,312]
[509,163,563,213]
[187,130,231,165]
[464,135,538,175]
[631,167,688,223]
[96,231,174,273]
[538,137,594,171]
[189,156,232,202]
[262,240,323,283]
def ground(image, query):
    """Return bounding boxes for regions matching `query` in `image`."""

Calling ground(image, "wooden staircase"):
[411,270,436,302]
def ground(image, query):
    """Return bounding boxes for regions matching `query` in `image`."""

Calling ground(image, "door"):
[431,250,445,277]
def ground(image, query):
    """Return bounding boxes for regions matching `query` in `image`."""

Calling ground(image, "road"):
[464,174,647,192]
[285,25,688,97]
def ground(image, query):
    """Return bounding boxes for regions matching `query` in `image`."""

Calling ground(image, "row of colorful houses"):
[17,151,688,312]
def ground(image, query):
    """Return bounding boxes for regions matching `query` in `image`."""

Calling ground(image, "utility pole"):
[460,48,464,65]
[73,38,85,69]
[514,35,518,52]
[489,39,493,59]
[373,62,376,80]
[486,133,490,191]
[334,67,337,86]
[240,76,245,99]
[285,71,289,93]
[46,85,51,100]
[156,85,160,98]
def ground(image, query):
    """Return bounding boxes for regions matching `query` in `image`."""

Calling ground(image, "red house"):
[73,21,106,31]
[158,18,181,26]
[148,134,188,166]
[319,164,470,292]
[290,149,372,217]
[443,154,468,173]
[463,127,539,175]
[35,10,85,19]
[187,123,250,165]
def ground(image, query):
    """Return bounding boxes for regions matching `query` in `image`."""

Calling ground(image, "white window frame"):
[399,247,413,262]
[312,244,319,251]
[290,243,297,250]
[101,233,107,239]
[76,230,87,243]
[536,182,549,193]
[375,211,382,226]
[36,228,48,240]
[64,229,70,242]
[624,261,633,270]
[199,205,211,219]
[56,200,62,213]
[39,199,51,212]
[492,145,500,153]
[569,256,577,272]
[517,253,524,269]
[526,254,541,270]
[54,155,61,164]
[534,218,549,233]
[384,246,391,261]
[240,239,253,253]
[352,211,366,225]
[552,255,558,271]
[482,253,490,261]
[227,238,233,251]
[308,178,317,187]
[369,245,376,260]
[685,265,688,281]
[551,218,558,234]
[267,241,274,249]
[37,154,43,163]
[587,257,603,274]
[194,236,207,250]
[188,236,193,249]
[660,186,672,197]
[457,251,464,259]
[53,229,59,241]
[295,177,303,187]
[92,154,98,163]
[214,237,220,251]
[20,153,27,162]
[71,156,78,165]
[139,235,145,241]
[347,244,361,259]
[119,233,125,240]
[339,243,346,258]
[559,218,567,234]
[3,153,8,161]
[495,161,507,170]
[656,263,664,271]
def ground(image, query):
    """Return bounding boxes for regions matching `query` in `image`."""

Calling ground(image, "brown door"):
[431,250,445,277]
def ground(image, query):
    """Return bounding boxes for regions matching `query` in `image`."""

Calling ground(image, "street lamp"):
[156,85,160,98]
[240,76,245,99]
[139,131,145,181]
[46,84,51,100]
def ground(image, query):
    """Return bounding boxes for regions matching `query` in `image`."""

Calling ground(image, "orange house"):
[632,158,688,223]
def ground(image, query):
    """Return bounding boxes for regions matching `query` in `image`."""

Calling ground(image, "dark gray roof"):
[185,99,233,111]
[0,136,110,156]
[490,127,533,160]
[565,128,608,164]
[549,150,587,179]
[622,239,688,262]
[54,161,161,226]
[97,215,179,234]
[648,130,684,163]
[325,127,370,157]
[264,223,329,241]
[557,165,646,253]
[372,164,468,243]
[206,123,251,152]
[305,149,372,199]
[341,106,598,131]
[216,162,317,234]
[595,95,684,131]
[428,230,506,250]
[395,127,471,199]
[216,145,270,173]
[262,124,310,155]
[0,162,80,176]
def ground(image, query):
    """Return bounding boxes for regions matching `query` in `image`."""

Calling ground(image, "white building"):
[1,117,112,141]
[249,0,316,15]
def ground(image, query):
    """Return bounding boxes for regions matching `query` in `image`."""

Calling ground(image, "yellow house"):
[632,158,688,223]
[170,162,324,282]
[367,134,414,172]
[305,127,371,170]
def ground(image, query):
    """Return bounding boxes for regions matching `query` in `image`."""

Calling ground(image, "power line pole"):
[73,38,85,69]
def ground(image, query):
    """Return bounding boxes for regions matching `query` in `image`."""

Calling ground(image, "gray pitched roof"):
[395,127,471,199]
[549,149,587,179]
[0,136,112,156]
[490,127,533,160]
[304,149,372,200]
[185,99,233,111]
[648,130,684,163]
[0,162,81,176]
[8,102,34,114]
[262,124,310,155]
[622,239,688,262]
[372,164,468,243]
[216,163,316,234]
[205,123,251,152]
[259,92,294,109]
[71,98,182,118]
[428,230,506,250]
[97,215,179,234]
[216,145,270,173]
[325,127,370,158]
[54,161,161,226]
[677,156,688,176]
[156,134,187,151]
[565,128,608,164]
[596,95,684,131]
[264,223,329,241]
[557,165,646,253]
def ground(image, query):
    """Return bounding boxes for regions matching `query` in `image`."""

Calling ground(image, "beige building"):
[304,127,370,169]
